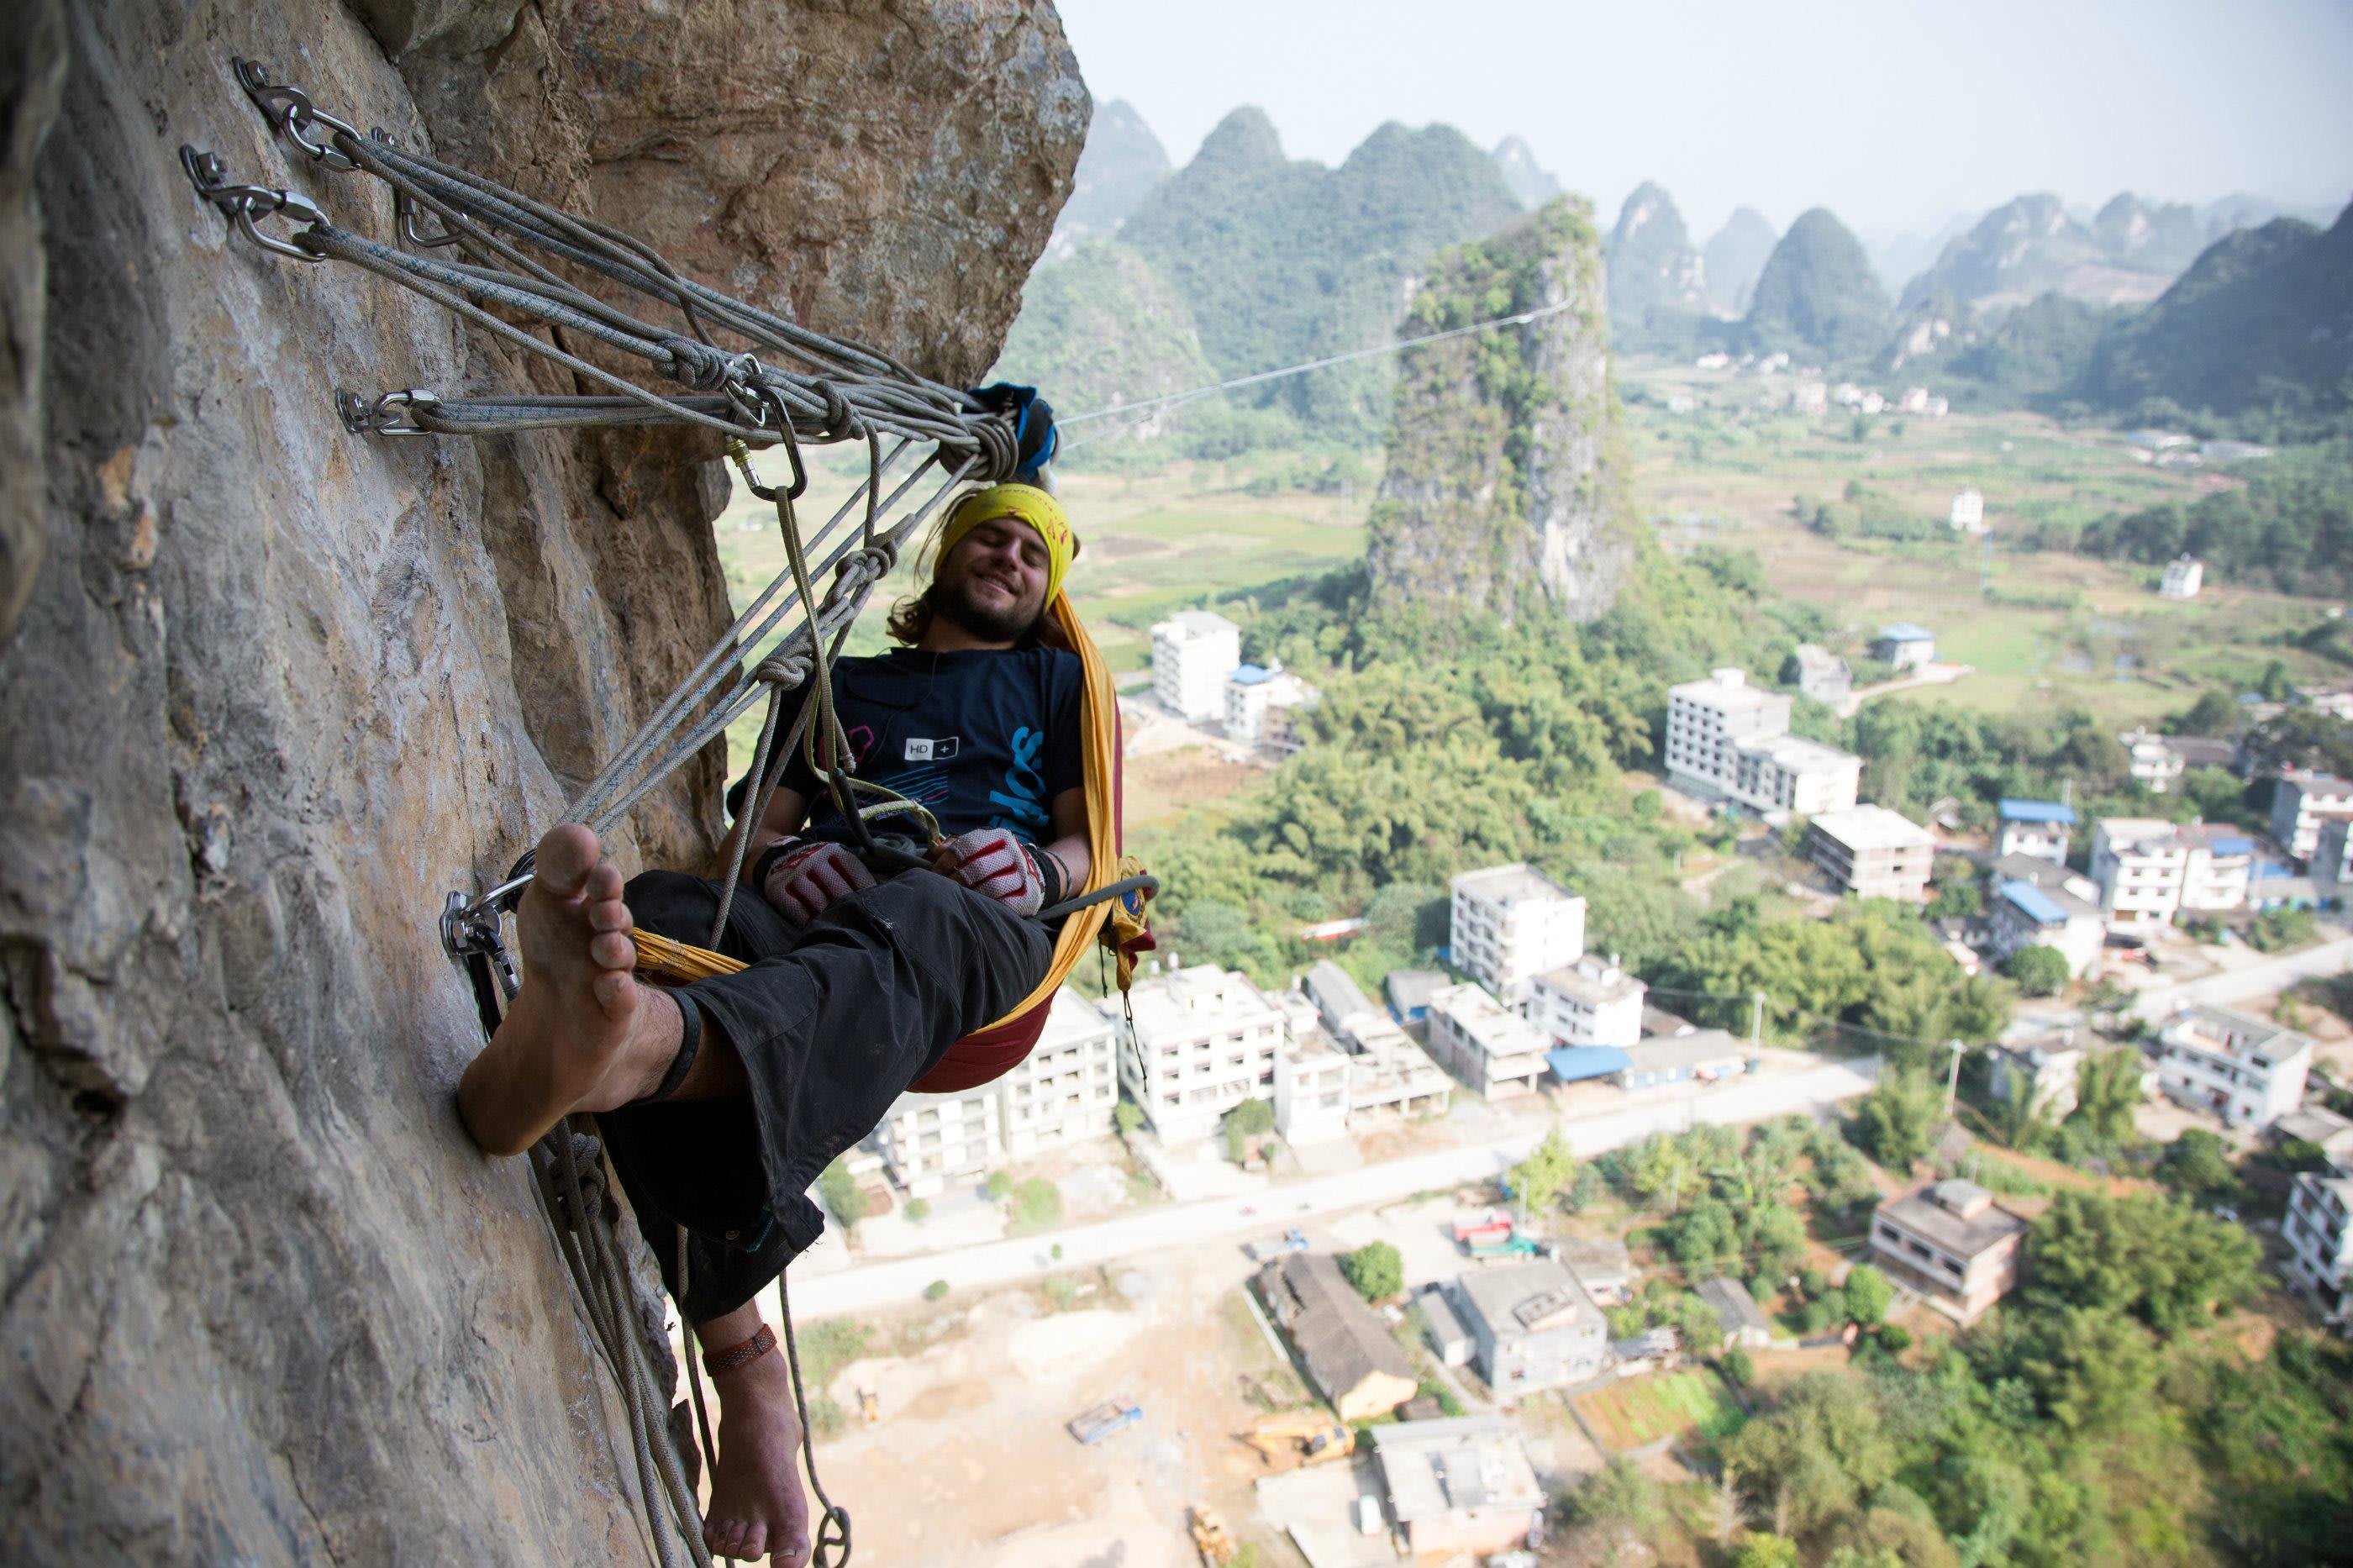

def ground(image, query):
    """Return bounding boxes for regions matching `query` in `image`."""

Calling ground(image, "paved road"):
[2126,931,2353,1020]
[790,1056,1883,1317]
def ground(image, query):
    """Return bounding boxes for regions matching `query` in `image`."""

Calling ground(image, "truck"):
[1066,1396,1144,1445]
[1466,1232,1540,1260]
[1450,1210,1511,1244]
[1245,1227,1310,1261]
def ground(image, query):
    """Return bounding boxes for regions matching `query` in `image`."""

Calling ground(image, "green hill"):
[1606,182,1709,352]
[1703,207,1778,314]
[991,240,1216,422]
[2086,201,2353,425]
[1492,134,1562,211]
[1740,208,1892,365]
[1045,98,1171,257]
[1116,109,1524,442]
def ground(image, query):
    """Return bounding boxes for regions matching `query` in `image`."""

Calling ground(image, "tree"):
[983,1171,1013,1201]
[1112,1100,1145,1137]
[1341,1242,1403,1302]
[1844,1264,1894,1328]
[2068,1049,2143,1147]
[818,1159,869,1230]
[1508,1129,1580,1222]
[1723,1346,1757,1387]
[1224,1097,1276,1162]
[2155,1128,2239,1204]
[2000,944,2071,997]
[1724,1371,1898,1536]
[2027,1189,2262,1332]
[1734,1534,1801,1568]
[1852,1070,1940,1171]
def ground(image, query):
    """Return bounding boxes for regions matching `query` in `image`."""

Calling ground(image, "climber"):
[454,481,1095,1565]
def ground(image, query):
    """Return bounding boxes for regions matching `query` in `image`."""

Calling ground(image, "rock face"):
[1605,180,1708,344]
[0,2,1082,1561]
[1368,198,1635,626]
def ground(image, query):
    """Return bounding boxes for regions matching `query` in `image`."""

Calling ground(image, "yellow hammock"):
[629,586,1150,1066]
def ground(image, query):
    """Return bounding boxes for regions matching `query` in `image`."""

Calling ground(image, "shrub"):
[903,1197,931,1223]
[2000,944,2072,997]
[1009,1177,1064,1234]
[1722,1346,1756,1386]
[1341,1242,1404,1302]
[923,1280,950,1302]
[983,1171,1013,1201]
[1877,1323,1913,1352]
[1843,1265,1893,1328]
[1113,1101,1145,1137]
[817,1159,868,1231]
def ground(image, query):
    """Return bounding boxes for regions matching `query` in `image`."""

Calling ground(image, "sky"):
[1053,0,2353,243]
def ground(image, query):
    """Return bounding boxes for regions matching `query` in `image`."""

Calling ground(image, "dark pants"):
[597,870,1053,1323]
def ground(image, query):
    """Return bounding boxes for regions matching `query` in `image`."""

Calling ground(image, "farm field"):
[1572,1366,1746,1452]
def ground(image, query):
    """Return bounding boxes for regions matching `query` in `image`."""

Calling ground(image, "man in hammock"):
[455,482,1091,1565]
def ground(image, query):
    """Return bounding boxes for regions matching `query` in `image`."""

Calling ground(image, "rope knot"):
[755,647,813,689]
[810,377,861,440]
[972,415,1019,482]
[661,336,733,392]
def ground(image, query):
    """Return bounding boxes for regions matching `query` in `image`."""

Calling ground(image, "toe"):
[587,897,634,934]
[588,929,638,971]
[534,823,601,895]
[590,967,637,1013]
[739,1523,769,1561]
[585,860,625,903]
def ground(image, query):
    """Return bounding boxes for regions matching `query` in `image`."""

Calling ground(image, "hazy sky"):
[1055,0,2353,240]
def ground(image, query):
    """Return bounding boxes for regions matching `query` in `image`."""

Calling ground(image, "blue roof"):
[1547,1046,1635,1081]
[1879,622,1935,642]
[1230,664,1272,686]
[1998,880,2071,925]
[2208,835,2256,856]
[1998,798,2075,824]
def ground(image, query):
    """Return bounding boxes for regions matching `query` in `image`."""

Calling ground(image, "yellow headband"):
[937,483,1079,607]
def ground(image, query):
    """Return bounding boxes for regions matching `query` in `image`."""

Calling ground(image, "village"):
[761,604,2353,1567]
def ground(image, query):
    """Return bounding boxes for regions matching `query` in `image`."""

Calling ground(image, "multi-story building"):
[1449,864,1586,1010]
[1994,798,2074,864]
[1113,964,1282,1144]
[2150,1002,2313,1129]
[1806,804,1936,902]
[2091,817,2190,927]
[2283,1169,2353,1334]
[1450,1260,1608,1401]
[871,988,1117,1194]
[2316,818,2353,892]
[2159,554,2204,599]
[1870,1179,2028,1323]
[2270,769,2353,864]
[1665,667,1862,819]
[1148,608,1241,723]
[2178,823,2256,911]
[1301,962,1453,1118]
[1530,955,1646,1051]
[1368,1418,1546,1563]
[1790,644,1852,706]
[1272,1029,1353,1145]
[1874,623,1936,670]
[1990,877,2104,979]
[2120,726,2185,793]
[1987,1031,2086,1119]
[1224,662,1318,748]
[1425,982,1551,1100]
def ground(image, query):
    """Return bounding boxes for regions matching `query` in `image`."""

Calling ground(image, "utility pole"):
[1749,991,1766,1053]
[1945,1039,1965,1118]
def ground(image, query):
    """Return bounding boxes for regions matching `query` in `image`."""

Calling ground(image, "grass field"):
[1573,1367,1746,1452]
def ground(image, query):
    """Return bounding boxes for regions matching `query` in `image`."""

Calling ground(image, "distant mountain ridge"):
[1740,208,1892,363]
[1703,208,1778,315]
[1045,99,1171,259]
[1606,182,1708,350]
[1492,135,1562,211]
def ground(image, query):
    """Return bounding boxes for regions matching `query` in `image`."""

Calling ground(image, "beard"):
[930,571,1045,644]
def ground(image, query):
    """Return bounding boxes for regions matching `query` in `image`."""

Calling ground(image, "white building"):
[1271,1009,1354,1145]
[2269,770,2353,864]
[1789,380,1828,416]
[1989,876,2104,979]
[1949,488,1986,532]
[1994,798,2075,864]
[1873,624,1936,671]
[871,988,1118,1195]
[2119,727,2185,793]
[2159,555,2204,599]
[2178,823,2257,912]
[1113,964,1282,1144]
[1987,1032,2086,1119]
[1665,667,1861,819]
[1530,955,1646,1051]
[1425,982,1551,1100]
[1303,963,1455,1119]
[2283,1169,2353,1334]
[1806,804,1936,902]
[1790,644,1852,707]
[1149,608,1241,723]
[2090,817,2191,927]
[1225,662,1318,749]
[2150,1002,2314,1130]
[1449,864,1586,1011]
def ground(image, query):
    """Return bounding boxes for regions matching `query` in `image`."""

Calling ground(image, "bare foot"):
[704,1352,812,1565]
[455,823,672,1155]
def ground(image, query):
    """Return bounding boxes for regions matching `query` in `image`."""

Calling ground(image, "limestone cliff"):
[1366,197,1635,627]
[0,2,1082,1560]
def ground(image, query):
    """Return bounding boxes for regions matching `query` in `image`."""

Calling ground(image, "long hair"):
[885,537,1053,648]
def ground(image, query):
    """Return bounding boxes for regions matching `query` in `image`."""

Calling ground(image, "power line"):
[1051,299,1577,447]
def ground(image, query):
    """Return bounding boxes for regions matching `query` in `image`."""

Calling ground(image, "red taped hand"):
[761,839,876,929]
[938,828,1046,917]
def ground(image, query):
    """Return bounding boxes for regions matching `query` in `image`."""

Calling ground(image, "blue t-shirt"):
[740,646,1084,848]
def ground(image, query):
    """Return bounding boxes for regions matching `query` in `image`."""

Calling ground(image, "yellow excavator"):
[1187,1504,1236,1566]
[1242,1410,1356,1471]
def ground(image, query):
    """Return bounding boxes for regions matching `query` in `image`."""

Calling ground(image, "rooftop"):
[1641,1005,1696,1038]
[1793,644,1846,672]
[1535,956,1645,1008]
[2161,1002,2312,1067]
[1998,798,2076,825]
[1879,622,1935,642]
[1229,662,1273,686]
[1450,862,1577,908]
[1625,1029,1750,1073]
[1810,803,1936,852]
[1156,608,1238,638]
[2280,769,2353,792]
[1386,969,1447,1012]
[1546,1045,1635,1082]
[1258,1253,1416,1408]
[1877,1182,2027,1260]
[1454,1259,1603,1338]
[2097,817,2186,853]
[1695,1276,1771,1337]
[1368,1416,1544,1523]
[1669,666,1788,716]
[2274,1103,2353,1148]
[1430,984,1549,1052]
[1990,852,2071,888]
[1998,878,2097,925]
[1555,1236,1634,1286]
[1122,965,1279,1039]
[1739,731,1860,771]
[1036,986,1115,1050]
[1303,960,1374,1023]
